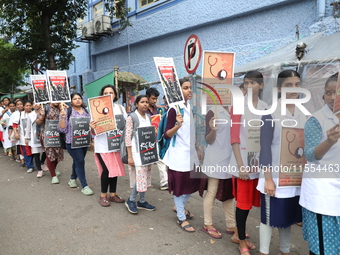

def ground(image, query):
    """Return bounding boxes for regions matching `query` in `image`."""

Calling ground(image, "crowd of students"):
[0,70,339,255]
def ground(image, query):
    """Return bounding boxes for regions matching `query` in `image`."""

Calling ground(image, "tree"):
[0,39,27,93]
[0,0,129,71]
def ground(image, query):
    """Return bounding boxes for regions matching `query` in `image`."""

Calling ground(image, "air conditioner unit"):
[93,15,111,34]
[81,21,94,39]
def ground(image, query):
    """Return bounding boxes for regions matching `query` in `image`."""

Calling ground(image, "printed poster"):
[71,117,91,148]
[46,70,71,103]
[30,75,50,104]
[88,94,116,135]
[32,122,40,145]
[137,126,158,165]
[333,73,340,114]
[246,124,261,177]
[202,51,235,106]
[151,114,161,136]
[154,57,184,107]
[44,120,61,147]
[278,127,306,187]
[106,114,125,151]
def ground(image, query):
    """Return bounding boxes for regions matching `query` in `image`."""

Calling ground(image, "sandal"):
[231,238,256,250]
[177,220,195,232]
[239,247,250,255]
[202,226,222,239]
[173,208,194,219]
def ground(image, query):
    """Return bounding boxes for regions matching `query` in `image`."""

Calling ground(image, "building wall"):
[68,0,338,92]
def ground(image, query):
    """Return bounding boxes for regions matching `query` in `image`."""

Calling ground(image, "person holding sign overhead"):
[90,85,127,207]
[257,70,305,255]
[300,73,340,255]
[36,103,64,184]
[230,71,268,254]
[58,93,93,196]
[163,78,200,233]
[124,95,156,214]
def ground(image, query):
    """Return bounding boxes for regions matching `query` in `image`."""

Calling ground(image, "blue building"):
[68,0,338,102]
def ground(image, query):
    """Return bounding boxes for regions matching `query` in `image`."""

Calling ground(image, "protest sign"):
[137,126,158,165]
[71,117,91,148]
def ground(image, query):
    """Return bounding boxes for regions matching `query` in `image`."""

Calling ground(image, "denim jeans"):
[129,183,145,203]
[174,194,191,221]
[21,146,34,169]
[66,144,88,188]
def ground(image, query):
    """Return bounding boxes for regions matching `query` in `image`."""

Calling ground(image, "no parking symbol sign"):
[184,34,202,74]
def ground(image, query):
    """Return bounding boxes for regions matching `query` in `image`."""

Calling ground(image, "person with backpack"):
[36,103,64,184]
[58,93,93,196]
[124,95,156,214]
[90,85,126,206]
[162,77,200,232]
[145,87,168,190]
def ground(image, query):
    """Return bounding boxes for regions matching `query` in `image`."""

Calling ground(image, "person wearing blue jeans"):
[21,146,34,172]
[58,93,93,196]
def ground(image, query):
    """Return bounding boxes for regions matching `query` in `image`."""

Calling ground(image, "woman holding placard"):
[58,93,93,196]
[25,103,45,178]
[124,94,156,214]
[257,70,305,255]
[90,85,127,206]
[300,73,340,255]
[163,78,200,233]
[36,103,64,184]
[230,71,268,254]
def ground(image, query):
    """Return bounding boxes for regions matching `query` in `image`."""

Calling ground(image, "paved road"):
[0,151,309,255]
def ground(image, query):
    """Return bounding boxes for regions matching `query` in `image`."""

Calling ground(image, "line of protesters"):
[1,71,339,255]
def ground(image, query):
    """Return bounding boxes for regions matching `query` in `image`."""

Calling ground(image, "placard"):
[106,114,125,151]
[71,117,91,148]
[46,70,71,103]
[151,114,161,136]
[30,75,50,104]
[88,94,116,135]
[44,120,61,147]
[154,57,185,107]
[278,127,306,187]
[246,124,261,174]
[137,126,158,166]
[32,122,40,145]
[202,51,235,106]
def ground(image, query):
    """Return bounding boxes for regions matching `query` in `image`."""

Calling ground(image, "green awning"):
[84,71,114,99]
[0,93,27,100]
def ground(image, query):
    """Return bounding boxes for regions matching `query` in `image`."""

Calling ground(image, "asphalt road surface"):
[0,150,309,255]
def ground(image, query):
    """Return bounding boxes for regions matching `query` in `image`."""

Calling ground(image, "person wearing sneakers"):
[58,93,93,196]
[36,103,63,184]
[25,103,45,178]
[90,85,126,206]
[163,78,200,233]
[125,95,156,214]
[12,101,34,173]
[145,87,168,191]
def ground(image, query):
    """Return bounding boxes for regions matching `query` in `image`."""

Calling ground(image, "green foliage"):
[0,0,129,71]
[0,39,26,93]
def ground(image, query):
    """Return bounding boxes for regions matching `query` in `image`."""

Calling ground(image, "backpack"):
[119,111,151,164]
[157,106,184,160]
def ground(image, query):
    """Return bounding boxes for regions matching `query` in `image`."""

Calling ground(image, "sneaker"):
[27,168,34,173]
[160,184,168,190]
[51,176,59,184]
[36,171,44,178]
[125,199,138,214]
[55,170,61,177]
[99,196,110,207]
[81,186,94,196]
[41,164,49,171]
[68,179,77,188]
[137,201,156,211]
